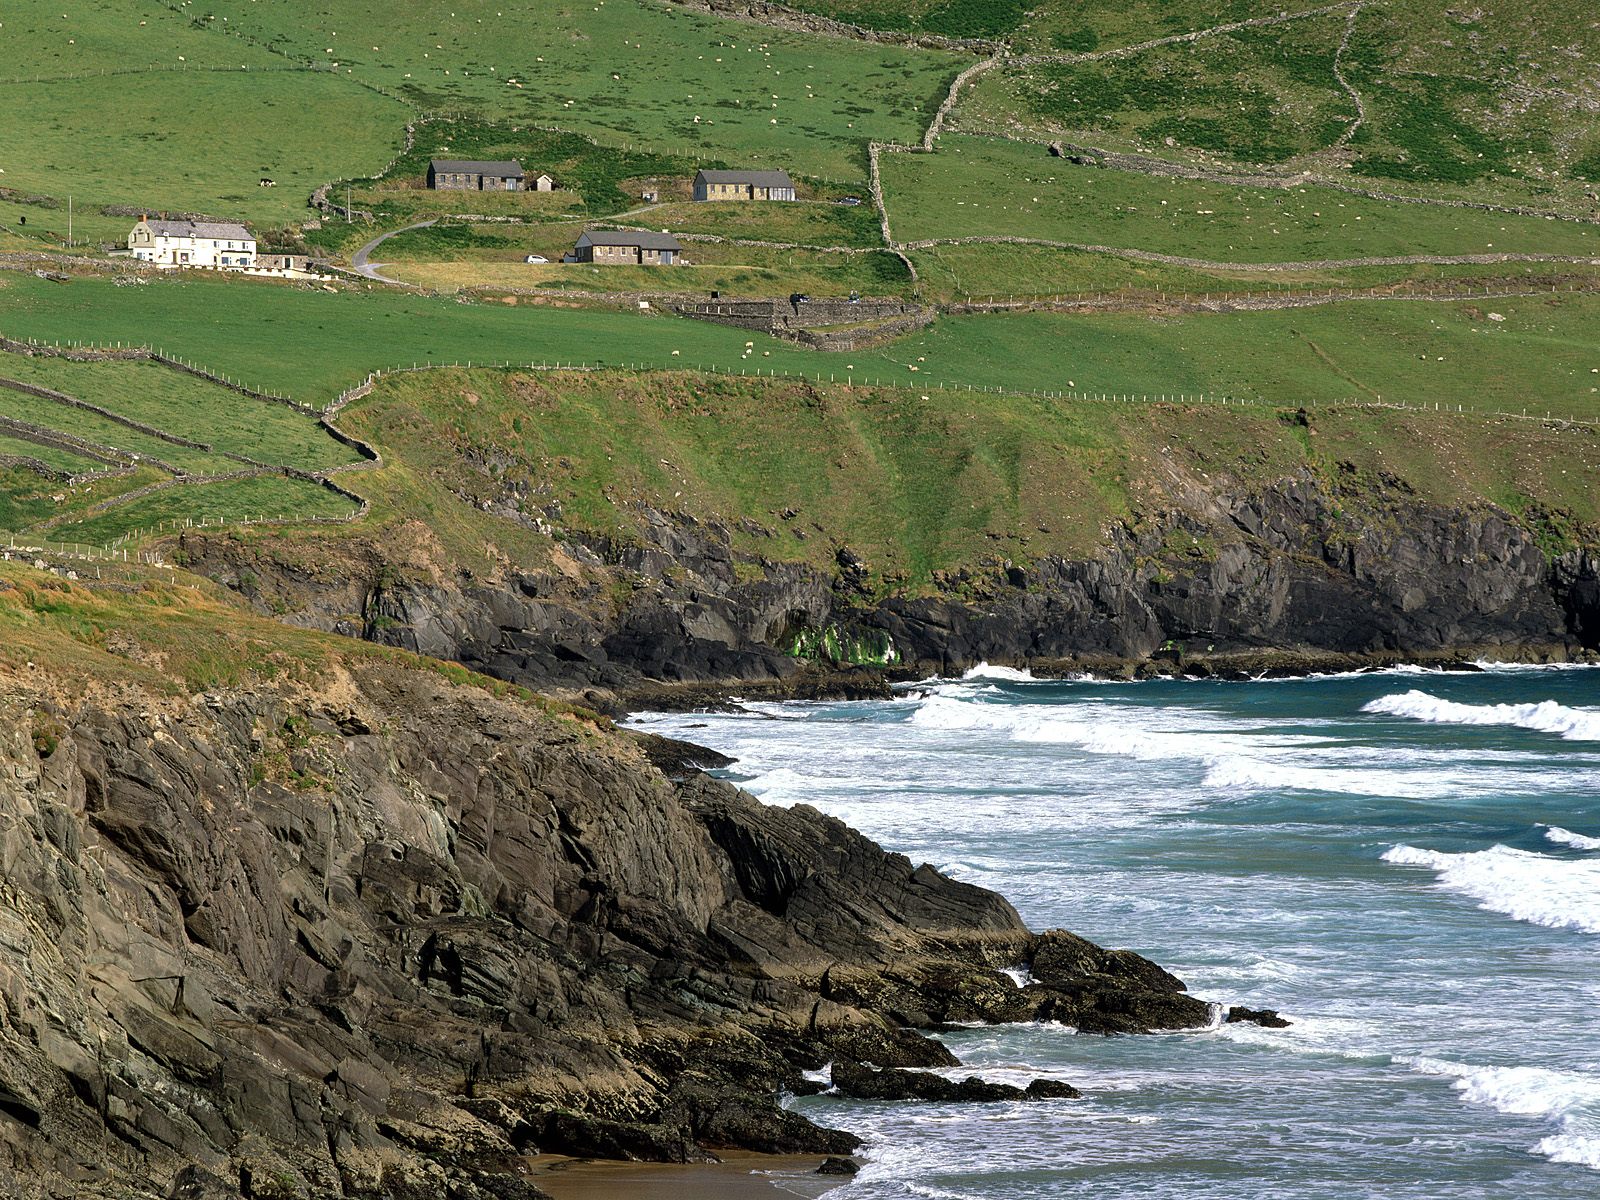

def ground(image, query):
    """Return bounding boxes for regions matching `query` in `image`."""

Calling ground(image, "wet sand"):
[526,1152,850,1199]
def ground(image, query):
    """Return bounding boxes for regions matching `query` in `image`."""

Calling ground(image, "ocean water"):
[629,665,1600,1198]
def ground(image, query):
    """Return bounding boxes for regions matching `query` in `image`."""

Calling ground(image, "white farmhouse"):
[128,217,256,269]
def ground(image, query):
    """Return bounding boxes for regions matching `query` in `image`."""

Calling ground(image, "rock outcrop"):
[186,465,1599,704]
[0,662,1211,1199]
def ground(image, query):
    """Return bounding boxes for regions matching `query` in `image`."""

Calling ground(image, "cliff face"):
[0,662,1209,1200]
[190,465,1599,702]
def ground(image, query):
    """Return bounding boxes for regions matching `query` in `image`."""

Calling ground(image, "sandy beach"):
[526,1152,851,1199]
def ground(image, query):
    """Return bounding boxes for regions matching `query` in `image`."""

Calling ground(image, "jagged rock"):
[1225,1005,1292,1029]
[817,1156,860,1175]
[183,472,1597,705]
[0,666,1206,1199]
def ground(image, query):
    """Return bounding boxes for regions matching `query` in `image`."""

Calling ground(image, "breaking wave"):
[960,662,1037,682]
[1408,1057,1600,1172]
[1382,844,1600,934]
[1362,690,1600,741]
[1543,825,1600,851]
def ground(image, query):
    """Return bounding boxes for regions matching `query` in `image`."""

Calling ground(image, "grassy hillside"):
[177,0,966,180]
[0,350,362,542]
[963,0,1600,209]
[332,366,1600,589]
[881,136,1600,261]
[779,0,1031,39]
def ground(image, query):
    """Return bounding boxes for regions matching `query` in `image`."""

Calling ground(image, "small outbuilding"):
[573,230,683,266]
[693,169,795,202]
[532,173,557,192]
[428,159,525,191]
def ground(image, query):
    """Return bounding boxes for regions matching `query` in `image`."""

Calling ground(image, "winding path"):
[352,219,435,283]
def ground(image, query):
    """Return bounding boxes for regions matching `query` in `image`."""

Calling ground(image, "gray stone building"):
[693,169,796,202]
[428,159,525,191]
[572,230,683,265]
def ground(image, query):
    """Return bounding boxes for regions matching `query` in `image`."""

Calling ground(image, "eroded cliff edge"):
[186,464,1600,707]
[0,644,1213,1200]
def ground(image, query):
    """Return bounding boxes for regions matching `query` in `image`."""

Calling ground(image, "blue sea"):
[631,665,1600,1198]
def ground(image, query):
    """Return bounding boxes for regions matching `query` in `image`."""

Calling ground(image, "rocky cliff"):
[0,650,1219,1200]
[186,460,1600,706]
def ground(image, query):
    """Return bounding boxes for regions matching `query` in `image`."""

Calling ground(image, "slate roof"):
[577,230,683,250]
[695,168,794,188]
[143,219,253,241]
[430,158,524,176]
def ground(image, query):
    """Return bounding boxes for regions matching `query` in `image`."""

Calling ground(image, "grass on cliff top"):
[337,367,1600,589]
[0,355,360,472]
[0,352,364,542]
[0,558,551,709]
[4,271,1600,420]
[880,137,1600,262]
[42,475,361,547]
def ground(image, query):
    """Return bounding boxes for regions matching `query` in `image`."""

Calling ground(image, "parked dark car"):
[836,196,863,206]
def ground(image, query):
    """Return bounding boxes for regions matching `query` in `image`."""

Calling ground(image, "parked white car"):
[524,254,549,264]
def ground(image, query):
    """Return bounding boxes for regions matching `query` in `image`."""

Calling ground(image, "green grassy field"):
[45,474,359,545]
[881,137,1600,262]
[3,271,1598,421]
[910,242,1600,302]
[0,390,234,476]
[0,357,361,472]
[2,70,408,229]
[0,432,103,475]
[0,347,364,542]
[177,0,967,181]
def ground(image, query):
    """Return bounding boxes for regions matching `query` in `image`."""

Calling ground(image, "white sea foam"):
[1362,690,1600,741]
[908,695,1473,797]
[961,662,1037,682]
[1544,825,1600,851]
[1000,966,1034,989]
[1382,843,1600,934]
[801,1062,833,1086]
[1409,1058,1600,1118]
[1407,1057,1600,1171]
[1535,1133,1600,1169]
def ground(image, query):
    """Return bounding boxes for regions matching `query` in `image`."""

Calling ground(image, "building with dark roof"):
[428,159,525,191]
[693,169,796,202]
[573,230,684,265]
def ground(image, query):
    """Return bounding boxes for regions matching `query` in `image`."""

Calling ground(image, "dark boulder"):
[1225,1005,1292,1029]
[817,1156,860,1176]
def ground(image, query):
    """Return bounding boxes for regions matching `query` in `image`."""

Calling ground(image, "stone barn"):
[693,169,796,202]
[573,230,683,265]
[428,159,525,191]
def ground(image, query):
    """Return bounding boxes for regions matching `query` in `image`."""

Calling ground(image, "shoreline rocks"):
[0,663,1243,1199]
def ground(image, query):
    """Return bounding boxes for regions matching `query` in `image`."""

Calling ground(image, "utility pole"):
[67,194,72,246]
[346,184,352,224]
